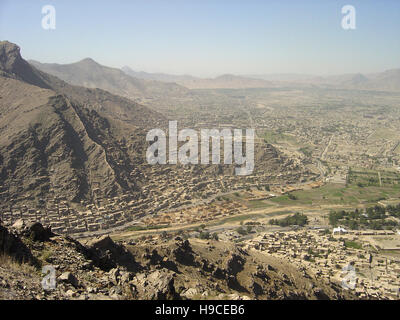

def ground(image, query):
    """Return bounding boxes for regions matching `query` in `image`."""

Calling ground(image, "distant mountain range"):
[174,74,275,89]
[122,67,400,92]
[29,55,400,92]
[122,67,274,89]
[121,66,197,83]
[287,70,400,91]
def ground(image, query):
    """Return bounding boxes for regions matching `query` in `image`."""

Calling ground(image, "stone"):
[108,268,120,285]
[0,224,36,264]
[131,270,178,300]
[26,222,53,241]
[58,272,79,288]
[12,219,25,230]
[119,271,132,284]
[65,289,77,298]
[109,285,122,296]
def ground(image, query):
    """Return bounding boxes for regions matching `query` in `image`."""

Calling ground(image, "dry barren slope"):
[0,41,164,206]
[0,76,131,203]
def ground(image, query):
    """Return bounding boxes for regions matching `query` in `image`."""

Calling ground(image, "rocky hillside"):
[0,41,164,206]
[0,221,357,300]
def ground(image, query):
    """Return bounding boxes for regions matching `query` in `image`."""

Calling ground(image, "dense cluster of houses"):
[0,194,147,235]
[246,230,400,299]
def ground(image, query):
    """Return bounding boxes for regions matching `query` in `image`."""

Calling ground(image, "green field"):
[210,213,265,226]
[345,241,363,250]
[262,130,306,147]
[126,224,170,232]
[219,193,274,210]
[247,199,273,209]
[270,182,400,207]
[348,168,400,187]
[210,210,293,226]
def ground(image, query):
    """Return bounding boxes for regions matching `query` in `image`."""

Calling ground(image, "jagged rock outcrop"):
[11,220,54,242]
[0,222,36,265]
[84,235,141,272]
[0,41,50,88]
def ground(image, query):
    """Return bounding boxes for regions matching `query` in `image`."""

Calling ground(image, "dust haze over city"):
[0,0,400,305]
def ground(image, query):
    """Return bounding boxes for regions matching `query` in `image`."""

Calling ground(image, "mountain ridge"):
[121,65,400,91]
[29,58,189,101]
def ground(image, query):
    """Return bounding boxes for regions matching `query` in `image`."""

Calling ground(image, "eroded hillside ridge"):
[0,41,158,206]
[0,76,143,203]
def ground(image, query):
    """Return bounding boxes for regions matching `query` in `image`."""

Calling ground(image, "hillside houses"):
[246,230,400,299]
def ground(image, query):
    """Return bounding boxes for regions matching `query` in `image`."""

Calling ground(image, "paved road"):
[321,135,334,160]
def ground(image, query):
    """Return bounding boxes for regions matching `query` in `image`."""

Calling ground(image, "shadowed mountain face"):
[29,58,189,101]
[0,41,163,206]
[0,41,50,89]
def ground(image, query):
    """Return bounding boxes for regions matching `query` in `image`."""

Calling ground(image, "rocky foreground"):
[0,220,357,300]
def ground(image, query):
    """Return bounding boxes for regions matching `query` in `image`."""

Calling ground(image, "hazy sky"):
[0,0,399,77]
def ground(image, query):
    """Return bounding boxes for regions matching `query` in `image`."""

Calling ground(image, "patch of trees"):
[269,212,308,227]
[236,225,253,236]
[288,193,297,200]
[328,205,400,230]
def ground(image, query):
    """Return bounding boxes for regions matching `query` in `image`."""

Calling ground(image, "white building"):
[332,226,348,235]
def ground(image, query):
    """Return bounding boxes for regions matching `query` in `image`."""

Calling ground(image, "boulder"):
[26,222,53,241]
[131,270,178,300]
[0,224,36,265]
[85,235,141,272]
[58,272,79,288]
[108,267,120,285]
[11,219,25,230]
